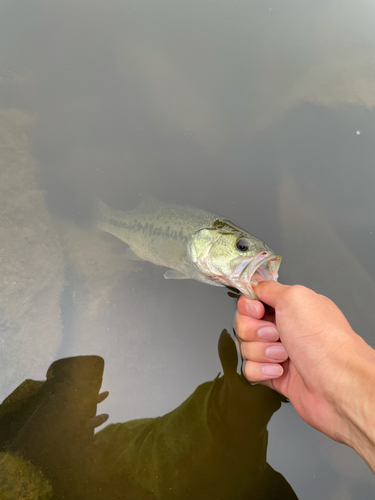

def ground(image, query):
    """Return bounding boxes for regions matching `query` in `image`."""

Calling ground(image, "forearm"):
[337,340,375,472]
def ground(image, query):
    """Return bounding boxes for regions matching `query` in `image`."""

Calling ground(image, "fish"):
[96,198,281,299]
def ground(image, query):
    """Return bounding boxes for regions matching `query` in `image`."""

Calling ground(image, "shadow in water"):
[0,332,297,500]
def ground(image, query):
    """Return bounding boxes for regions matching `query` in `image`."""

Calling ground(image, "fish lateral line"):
[102,217,189,243]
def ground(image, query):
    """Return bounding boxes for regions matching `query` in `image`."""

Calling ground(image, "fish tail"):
[96,199,111,217]
[94,200,132,242]
[94,199,113,230]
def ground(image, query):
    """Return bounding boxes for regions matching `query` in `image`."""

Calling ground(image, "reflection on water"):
[0,332,297,500]
[278,174,375,347]
[1,0,375,498]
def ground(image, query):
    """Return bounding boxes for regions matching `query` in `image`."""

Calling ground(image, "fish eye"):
[236,239,250,252]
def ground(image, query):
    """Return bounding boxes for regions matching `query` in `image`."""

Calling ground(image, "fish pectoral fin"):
[163,269,190,280]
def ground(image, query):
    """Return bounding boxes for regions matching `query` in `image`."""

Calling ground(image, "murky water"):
[1,1,375,498]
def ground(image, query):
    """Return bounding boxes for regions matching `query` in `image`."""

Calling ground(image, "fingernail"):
[257,326,279,341]
[261,364,283,377]
[265,345,287,360]
[245,302,260,317]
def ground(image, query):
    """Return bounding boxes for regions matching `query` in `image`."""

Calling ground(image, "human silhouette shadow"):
[0,331,298,500]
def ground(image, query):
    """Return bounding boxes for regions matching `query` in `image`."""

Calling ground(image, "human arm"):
[234,281,375,472]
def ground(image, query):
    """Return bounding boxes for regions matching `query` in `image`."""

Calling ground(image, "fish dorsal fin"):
[135,195,161,210]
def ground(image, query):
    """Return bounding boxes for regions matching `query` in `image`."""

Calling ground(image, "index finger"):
[237,295,265,319]
[253,281,291,309]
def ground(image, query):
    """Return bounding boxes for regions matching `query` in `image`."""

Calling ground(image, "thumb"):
[253,281,290,309]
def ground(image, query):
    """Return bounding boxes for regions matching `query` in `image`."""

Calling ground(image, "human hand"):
[234,282,375,468]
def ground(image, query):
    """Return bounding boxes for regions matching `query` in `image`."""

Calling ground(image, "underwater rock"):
[0,109,65,397]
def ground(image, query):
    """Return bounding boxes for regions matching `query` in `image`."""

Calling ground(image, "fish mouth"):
[235,252,282,299]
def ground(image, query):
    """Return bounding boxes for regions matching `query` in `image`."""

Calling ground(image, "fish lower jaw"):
[196,263,260,297]
[233,269,277,299]
[215,273,259,299]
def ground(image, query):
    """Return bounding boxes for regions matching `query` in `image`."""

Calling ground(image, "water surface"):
[1,1,375,498]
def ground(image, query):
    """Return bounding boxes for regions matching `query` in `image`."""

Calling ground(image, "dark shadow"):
[0,332,298,500]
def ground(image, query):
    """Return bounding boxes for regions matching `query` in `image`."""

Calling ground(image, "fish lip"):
[251,253,282,279]
[238,252,282,298]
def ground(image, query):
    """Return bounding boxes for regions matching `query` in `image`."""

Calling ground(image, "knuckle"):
[280,284,312,304]
[235,314,249,340]
[240,341,251,360]
[242,360,254,380]
[242,360,262,383]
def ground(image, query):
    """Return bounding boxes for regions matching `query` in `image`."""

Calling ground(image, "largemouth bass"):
[96,199,281,299]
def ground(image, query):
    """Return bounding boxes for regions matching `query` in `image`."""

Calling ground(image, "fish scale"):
[96,199,217,282]
[96,198,281,298]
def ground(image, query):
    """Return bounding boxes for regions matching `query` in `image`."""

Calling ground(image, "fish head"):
[187,219,282,299]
